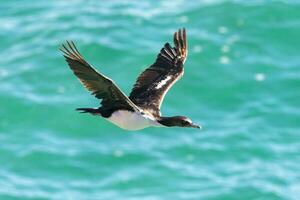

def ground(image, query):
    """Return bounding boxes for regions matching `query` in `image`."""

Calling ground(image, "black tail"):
[76,108,101,115]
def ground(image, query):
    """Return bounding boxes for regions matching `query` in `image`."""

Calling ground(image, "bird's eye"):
[183,121,189,125]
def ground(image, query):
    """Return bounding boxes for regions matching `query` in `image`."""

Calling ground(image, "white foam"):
[193,45,203,53]
[218,26,228,34]
[221,45,230,53]
[255,73,265,81]
[220,56,230,64]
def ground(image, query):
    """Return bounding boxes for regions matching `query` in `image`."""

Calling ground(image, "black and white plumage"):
[61,28,200,130]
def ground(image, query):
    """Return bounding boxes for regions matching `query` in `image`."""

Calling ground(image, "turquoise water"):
[1,1,300,199]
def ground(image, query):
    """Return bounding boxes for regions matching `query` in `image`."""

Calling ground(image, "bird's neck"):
[157,116,179,127]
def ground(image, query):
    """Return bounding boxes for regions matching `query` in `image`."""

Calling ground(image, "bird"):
[60,28,200,131]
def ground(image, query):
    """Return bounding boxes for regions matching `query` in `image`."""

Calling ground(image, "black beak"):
[190,123,201,129]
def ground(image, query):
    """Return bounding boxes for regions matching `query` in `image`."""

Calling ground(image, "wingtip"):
[60,40,85,62]
[173,28,188,61]
[60,42,70,56]
[177,28,186,34]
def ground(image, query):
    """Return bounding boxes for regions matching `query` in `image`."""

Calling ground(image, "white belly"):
[106,110,162,131]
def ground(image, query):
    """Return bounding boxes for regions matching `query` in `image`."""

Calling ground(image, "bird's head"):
[158,116,201,129]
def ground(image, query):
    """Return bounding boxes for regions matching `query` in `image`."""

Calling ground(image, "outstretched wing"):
[129,28,188,117]
[61,41,140,115]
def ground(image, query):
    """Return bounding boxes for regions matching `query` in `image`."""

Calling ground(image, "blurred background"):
[0,0,300,199]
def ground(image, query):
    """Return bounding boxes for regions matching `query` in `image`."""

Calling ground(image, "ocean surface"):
[1,1,300,199]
